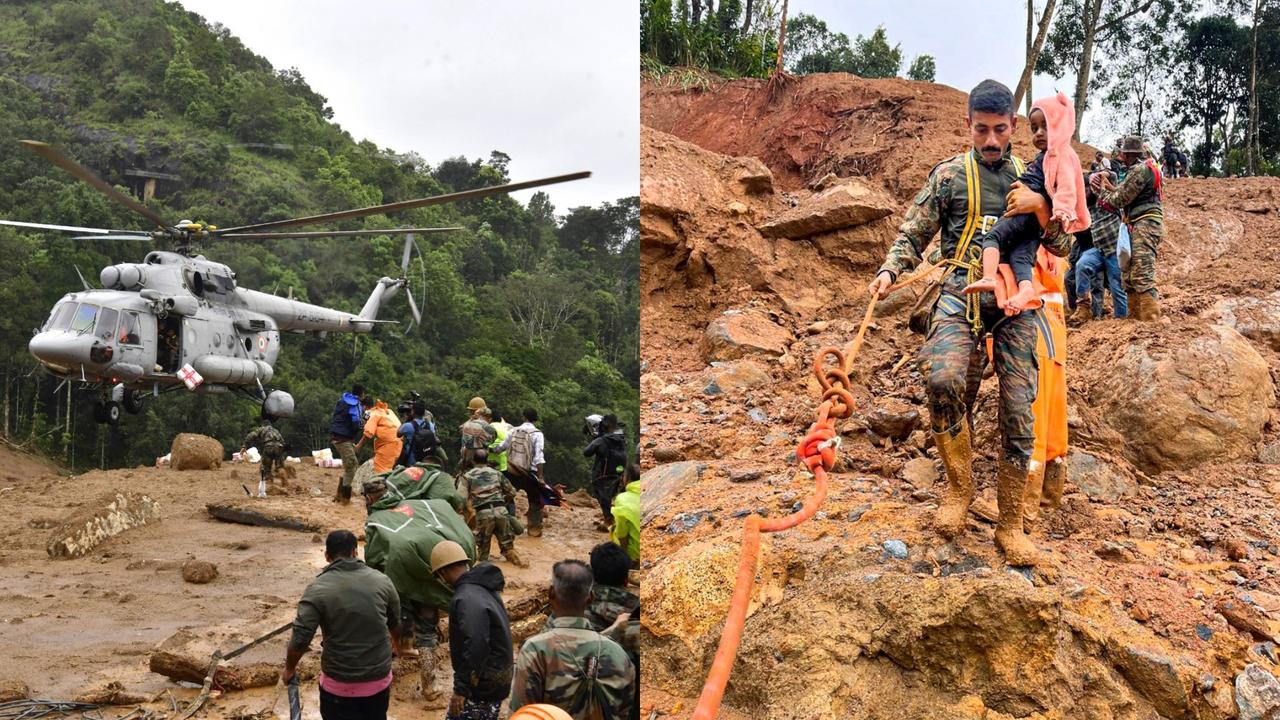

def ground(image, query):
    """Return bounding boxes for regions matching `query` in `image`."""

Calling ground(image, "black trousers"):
[319,686,390,720]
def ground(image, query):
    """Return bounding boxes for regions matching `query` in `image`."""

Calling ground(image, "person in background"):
[330,383,367,504]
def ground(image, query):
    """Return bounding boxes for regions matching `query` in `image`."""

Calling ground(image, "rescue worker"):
[432,540,512,720]
[363,477,476,687]
[461,449,527,567]
[510,560,635,719]
[241,414,285,498]
[378,454,466,514]
[494,408,557,537]
[582,414,628,531]
[867,79,1070,566]
[460,398,497,473]
[1091,134,1165,320]
[329,383,366,503]
[588,542,640,720]
[356,396,402,474]
[610,465,641,565]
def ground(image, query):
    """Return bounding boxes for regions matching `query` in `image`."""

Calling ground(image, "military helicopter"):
[3,140,589,424]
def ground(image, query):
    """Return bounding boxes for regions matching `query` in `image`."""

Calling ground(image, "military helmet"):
[1119,135,1144,155]
[510,705,574,720]
[429,540,469,573]
[467,396,488,412]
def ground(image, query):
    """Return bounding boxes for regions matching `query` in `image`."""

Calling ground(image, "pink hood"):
[1033,92,1090,233]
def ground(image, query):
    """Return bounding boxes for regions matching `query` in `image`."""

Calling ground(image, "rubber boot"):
[1022,460,1046,530]
[1069,296,1092,325]
[932,421,975,539]
[256,479,267,498]
[1141,292,1162,321]
[504,546,529,568]
[1041,456,1066,510]
[527,506,543,537]
[994,460,1040,566]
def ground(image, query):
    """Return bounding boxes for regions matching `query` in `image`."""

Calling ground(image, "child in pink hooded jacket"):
[965,92,1090,311]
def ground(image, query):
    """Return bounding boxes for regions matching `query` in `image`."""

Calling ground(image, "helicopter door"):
[157,314,182,373]
[114,311,154,373]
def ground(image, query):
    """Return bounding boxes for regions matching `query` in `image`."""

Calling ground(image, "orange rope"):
[691,291,879,720]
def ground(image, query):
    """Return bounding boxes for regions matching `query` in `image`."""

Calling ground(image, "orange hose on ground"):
[691,291,880,720]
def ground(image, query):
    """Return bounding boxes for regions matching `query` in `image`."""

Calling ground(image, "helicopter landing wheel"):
[94,401,121,425]
[122,388,144,415]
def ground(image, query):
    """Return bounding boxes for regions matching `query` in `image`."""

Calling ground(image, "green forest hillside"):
[0,0,639,487]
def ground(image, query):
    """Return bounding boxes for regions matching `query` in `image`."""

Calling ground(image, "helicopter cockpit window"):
[70,304,98,335]
[95,307,119,344]
[119,312,141,345]
[45,302,76,331]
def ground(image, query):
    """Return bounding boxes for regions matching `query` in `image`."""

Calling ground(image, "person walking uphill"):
[432,540,513,720]
[330,383,367,504]
[357,397,402,474]
[582,414,627,532]
[867,79,1071,567]
[241,414,285,498]
[283,530,401,720]
[461,449,527,567]
[1091,134,1165,321]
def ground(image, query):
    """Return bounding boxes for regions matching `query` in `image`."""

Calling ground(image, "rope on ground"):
[691,291,883,720]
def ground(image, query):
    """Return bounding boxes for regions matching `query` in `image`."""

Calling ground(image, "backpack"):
[507,427,535,472]
[411,419,440,458]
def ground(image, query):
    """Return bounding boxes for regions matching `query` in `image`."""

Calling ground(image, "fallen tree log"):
[206,500,326,533]
[149,628,317,689]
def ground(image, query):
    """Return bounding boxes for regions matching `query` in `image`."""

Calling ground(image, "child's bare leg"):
[964,246,1001,294]
[1007,280,1037,311]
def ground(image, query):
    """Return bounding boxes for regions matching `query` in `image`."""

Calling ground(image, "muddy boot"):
[1041,456,1066,510]
[932,421,975,539]
[994,460,1040,566]
[418,646,442,701]
[1022,460,1046,531]
[1134,292,1161,321]
[334,483,352,504]
[504,546,529,568]
[398,633,420,658]
[1069,297,1092,325]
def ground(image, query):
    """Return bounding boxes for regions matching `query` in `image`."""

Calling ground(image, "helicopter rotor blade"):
[217,227,462,240]
[215,172,591,234]
[67,234,154,241]
[404,286,423,327]
[0,220,123,234]
[20,141,172,230]
[400,234,413,273]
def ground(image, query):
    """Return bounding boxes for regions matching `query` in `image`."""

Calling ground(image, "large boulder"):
[1205,292,1280,351]
[703,310,792,362]
[47,491,161,559]
[641,462,704,526]
[169,433,224,470]
[757,181,895,239]
[1075,321,1274,474]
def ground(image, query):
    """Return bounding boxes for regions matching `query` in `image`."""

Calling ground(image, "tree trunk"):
[1247,0,1260,175]
[773,0,790,76]
[741,0,754,34]
[1026,1,1034,116]
[692,0,703,25]
[1072,0,1104,142]
[3,369,9,439]
[1014,0,1058,113]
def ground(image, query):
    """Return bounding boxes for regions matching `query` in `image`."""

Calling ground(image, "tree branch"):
[1097,0,1159,35]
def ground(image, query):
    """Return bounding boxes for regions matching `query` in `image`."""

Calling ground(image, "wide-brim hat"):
[1119,135,1144,154]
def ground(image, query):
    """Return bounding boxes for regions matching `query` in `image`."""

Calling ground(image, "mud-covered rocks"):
[702,310,792,362]
[641,462,705,525]
[1235,663,1280,720]
[1066,448,1138,501]
[864,399,922,440]
[1075,321,1274,474]
[181,559,218,584]
[0,680,29,702]
[705,359,772,393]
[169,433,224,470]
[757,181,895,239]
[47,491,161,559]
[1206,292,1280,351]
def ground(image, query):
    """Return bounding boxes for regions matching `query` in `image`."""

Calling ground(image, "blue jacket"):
[330,393,365,441]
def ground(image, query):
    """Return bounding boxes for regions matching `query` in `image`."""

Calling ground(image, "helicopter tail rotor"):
[399,234,426,334]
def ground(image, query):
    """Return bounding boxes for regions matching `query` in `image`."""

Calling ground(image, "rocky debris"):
[729,468,763,483]
[1227,539,1252,561]
[169,433,224,470]
[703,310,792,362]
[756,181,895,239]
[725,155,774,194]
[1076,321,1275,474]
[667,511,712,534]
[651,445,685,463]
[1095,541,1137,563]
[706,359,772,393]
[353,459,376,495]
[1259,442,1280,465]
[881,539,909,560]
[864,400,922,440]
[1066,448,1138,501]
[46,491,160,559]
[1235,664,1280,720]
[900,457,938,487]
[1205,293,1280,351]
[73,681,149,706]
[0,680,29,702]
[1216,597,1277,642]
[641,462,705,526]
[181,559,218,584]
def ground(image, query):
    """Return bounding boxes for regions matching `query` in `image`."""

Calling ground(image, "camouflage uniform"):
[243,423,285,484]
[509,616,636,720]
[879,149,1071,468]
[1096,159,1163,298]
[459,418,497,472]
[585,585,640,658]
[462,466,517,561]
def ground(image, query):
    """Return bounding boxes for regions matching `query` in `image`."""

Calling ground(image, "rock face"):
[1206,292,1280,351]
[706,359,772,393]
[703,310,792,362]
[1235,664,1280,720]
[181,559,218,584]
[47,491,161,559]
[169,433,224,470]
[1078,322,1274,474]
[1066,448,1138,502]
[641,462,704,526]
[757,182,896,239]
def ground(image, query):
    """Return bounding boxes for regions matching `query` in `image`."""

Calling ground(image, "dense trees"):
[0,0,638,488]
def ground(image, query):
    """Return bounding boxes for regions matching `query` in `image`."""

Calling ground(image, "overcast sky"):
[787,0,1197,146]
[179,1,638,213]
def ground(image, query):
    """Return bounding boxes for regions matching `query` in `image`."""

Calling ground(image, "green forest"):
[640,0,1280,177]
[0,0,639,488]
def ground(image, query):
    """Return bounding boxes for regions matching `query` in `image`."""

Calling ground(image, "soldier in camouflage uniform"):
[459,398,497,473]
[1091,134,1164,320]
[461,450,527,567]
[510,560,635,720]
[241,415,285,498]
[868,80,1071,567]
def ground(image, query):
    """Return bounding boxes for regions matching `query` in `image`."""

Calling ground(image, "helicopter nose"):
[28,332,96,371]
